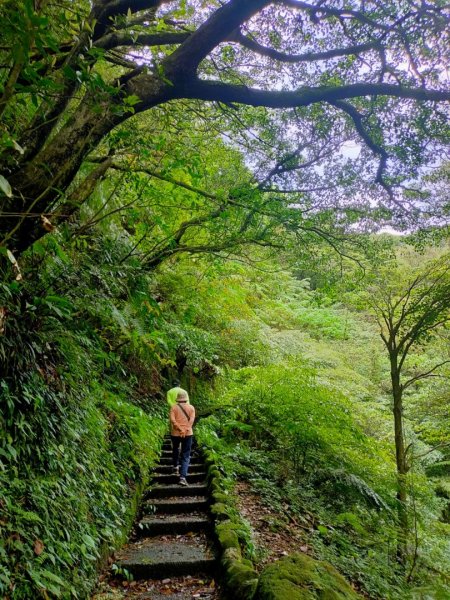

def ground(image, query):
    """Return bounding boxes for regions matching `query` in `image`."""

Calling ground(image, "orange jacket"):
[170,402,195,437]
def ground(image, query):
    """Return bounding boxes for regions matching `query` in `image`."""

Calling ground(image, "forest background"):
[0,0,449,598]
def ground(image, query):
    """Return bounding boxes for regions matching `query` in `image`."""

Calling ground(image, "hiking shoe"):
[179,477,188,486]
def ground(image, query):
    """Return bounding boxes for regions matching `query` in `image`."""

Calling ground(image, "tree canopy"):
[1,0,449,254]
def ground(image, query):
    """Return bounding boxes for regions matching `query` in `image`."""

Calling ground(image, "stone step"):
[143,497,210,514]
[146,483,209,499]
[155,463,204,474]
[159,455,205,467]
[152,472,206,485]
[163,437,199,445]
[137,514,212,536]
[115,536,217,579]
[161,449,202,457]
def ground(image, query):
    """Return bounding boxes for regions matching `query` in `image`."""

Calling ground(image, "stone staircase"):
[113,436,220,596]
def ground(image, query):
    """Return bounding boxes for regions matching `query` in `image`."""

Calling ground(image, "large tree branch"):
[104,51,139,69]
[328,99,387,167]
[162,0,270,79]
[143,236,282,270]
[165,78,450,109]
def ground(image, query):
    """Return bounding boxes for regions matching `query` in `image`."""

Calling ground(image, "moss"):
[216,521,241,550]
[210,480,223,495]
[256,553,363,600]
[223,559,259,600]
[209,467,221,479]
[211,502,231,521]
[222,547,242,563]
[212,491,231,504]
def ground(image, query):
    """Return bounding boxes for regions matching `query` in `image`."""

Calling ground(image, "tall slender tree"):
[367,252,450,562]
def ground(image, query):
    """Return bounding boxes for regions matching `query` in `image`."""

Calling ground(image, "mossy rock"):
[241,558,254,568]
[224,558,259,600]
[256,553,363,600]
[222,546,242,563]
[208,467,221,479]
[216,521,241,550]
[210,480,223,494]
[212,490,231,504]
[211,502,230,521]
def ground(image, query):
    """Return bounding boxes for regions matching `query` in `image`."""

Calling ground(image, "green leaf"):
[0,175,12,197]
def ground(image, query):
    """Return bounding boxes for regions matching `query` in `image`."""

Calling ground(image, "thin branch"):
[402,360,450,391]
[231,29,379,64]
[281,1,391,31]
[94,31,190,50]
[412,442,450,460]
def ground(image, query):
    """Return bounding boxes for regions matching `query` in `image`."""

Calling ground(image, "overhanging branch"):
[173,79,450,108]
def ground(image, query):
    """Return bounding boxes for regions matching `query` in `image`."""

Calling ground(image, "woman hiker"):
[169,390,195,486]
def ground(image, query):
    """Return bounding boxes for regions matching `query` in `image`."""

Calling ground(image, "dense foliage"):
[0,2,449,598]
[193,258,450,598]
[0,235,172,598]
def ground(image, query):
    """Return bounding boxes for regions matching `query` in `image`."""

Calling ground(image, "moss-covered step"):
[152,472,207,484]
[256,553,363,600]
[143,496,210,515]
[146,483,209,499]
[115,535,217,578]
[137,514,212,535]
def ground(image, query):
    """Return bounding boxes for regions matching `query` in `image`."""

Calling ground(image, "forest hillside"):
[0,1,449,599]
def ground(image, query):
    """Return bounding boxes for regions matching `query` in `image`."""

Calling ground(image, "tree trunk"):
[390,352,408,564]
[1,75,171,254]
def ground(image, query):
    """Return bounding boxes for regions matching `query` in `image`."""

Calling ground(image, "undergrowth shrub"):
[0,237,170,598]
[0,373,165,598]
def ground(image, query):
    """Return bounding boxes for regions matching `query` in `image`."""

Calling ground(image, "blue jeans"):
[171,435,193,478]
